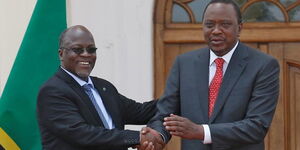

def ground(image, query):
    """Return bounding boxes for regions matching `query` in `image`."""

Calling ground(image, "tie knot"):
[215,58,224,68]
[83,84,93,91]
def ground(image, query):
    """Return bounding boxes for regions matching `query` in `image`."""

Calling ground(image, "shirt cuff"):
[159,133,166,143]
[202,124,212,144]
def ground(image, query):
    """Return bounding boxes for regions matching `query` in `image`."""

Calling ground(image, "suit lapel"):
[92,79,122,129]
[56,68,105,127]
[194,48,210,122]
[209,43,249,123]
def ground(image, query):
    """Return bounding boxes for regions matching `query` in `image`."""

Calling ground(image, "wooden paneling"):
[163,27,300,43]
[268,43,285,150]
[165,136,181,150]
[284,43,300,150]
[285,43,300,62]
[244,43,258,49]
[165,44,180,83]
[288,65,300,150]
[154,24,167,98]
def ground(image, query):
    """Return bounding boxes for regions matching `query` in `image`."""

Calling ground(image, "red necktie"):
[209,58,224,117]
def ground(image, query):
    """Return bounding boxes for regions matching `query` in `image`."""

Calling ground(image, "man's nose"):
[80,49,92,56]
[212,25,222,34]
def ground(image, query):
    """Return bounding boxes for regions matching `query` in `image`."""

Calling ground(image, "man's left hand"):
[163,114,204,140]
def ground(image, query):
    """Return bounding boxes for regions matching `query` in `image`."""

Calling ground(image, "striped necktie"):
[83,84,109,128]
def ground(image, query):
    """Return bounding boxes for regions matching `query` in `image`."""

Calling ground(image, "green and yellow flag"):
[0,0,66,149]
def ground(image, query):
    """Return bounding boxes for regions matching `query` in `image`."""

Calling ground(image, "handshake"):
[134,114,204,150]
[136,127,165,150]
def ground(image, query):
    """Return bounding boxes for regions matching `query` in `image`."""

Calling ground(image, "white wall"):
[67,0,154,102]
[0,0,154,101]
[0,0,36,94]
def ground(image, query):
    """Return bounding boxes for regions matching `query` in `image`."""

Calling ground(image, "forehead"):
[62,28,95,46]
[203,3,238,22]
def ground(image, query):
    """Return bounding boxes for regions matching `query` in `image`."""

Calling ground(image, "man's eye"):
[87,47,97,53]
[221,22,232,28]
[71,48,84,54]
[204,23,214,28]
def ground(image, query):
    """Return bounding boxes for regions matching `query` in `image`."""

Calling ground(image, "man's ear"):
[58,49,63,61]
[237,23,243,37]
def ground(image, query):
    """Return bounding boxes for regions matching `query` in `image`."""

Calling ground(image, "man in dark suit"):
[37,25,159,150]
[142,0,280,150]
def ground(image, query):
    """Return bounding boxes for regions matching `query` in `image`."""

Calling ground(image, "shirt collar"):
[61,67,95,88]
[209,41,239,66]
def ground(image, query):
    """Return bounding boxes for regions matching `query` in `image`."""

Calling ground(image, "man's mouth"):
[210,38,224,45]
[79,61,90,65]
[211,40,224,45]
[78,61,92,68]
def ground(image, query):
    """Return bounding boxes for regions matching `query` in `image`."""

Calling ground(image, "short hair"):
[58,29,68,49]
[202,0,242,24]
[58,25,93,49]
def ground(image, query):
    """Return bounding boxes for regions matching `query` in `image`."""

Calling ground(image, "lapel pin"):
[103,87,106,91]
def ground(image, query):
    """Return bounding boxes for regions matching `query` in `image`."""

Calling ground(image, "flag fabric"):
[0,128,19,150]
[0,0,66,149]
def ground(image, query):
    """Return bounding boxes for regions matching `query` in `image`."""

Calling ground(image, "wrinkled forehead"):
[61,27,95,47]
[203,3,238,22]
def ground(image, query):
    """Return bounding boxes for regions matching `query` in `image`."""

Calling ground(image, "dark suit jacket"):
[37,68,157,150]
[149,43,280,150]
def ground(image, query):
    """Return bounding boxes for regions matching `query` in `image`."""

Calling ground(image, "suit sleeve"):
[209,57,280,146]
[119,94,158,125]
[148,57,181,142]
[37,85,140,148]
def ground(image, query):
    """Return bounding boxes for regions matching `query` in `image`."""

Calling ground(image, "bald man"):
[37,25,158,150]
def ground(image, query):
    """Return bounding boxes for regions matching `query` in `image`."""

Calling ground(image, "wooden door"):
[153,0,300,150]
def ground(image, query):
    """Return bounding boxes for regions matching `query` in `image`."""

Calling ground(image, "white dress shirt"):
[61,67,115,129]
[202,41,239,144]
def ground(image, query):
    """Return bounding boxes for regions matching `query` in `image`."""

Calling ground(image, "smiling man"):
[143,0,280,150]
[59,26,97,81]
[37,25,157,150]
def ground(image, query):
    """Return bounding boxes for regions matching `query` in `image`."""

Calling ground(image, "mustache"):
[209,37,225,41]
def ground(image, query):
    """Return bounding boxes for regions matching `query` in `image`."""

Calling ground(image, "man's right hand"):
[139,127,165,150]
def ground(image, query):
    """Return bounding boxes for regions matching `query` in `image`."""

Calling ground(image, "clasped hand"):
[137,127,165,150]
[136,114,203,150]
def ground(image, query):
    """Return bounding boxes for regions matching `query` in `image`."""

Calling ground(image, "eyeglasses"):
[62,47,97,55]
